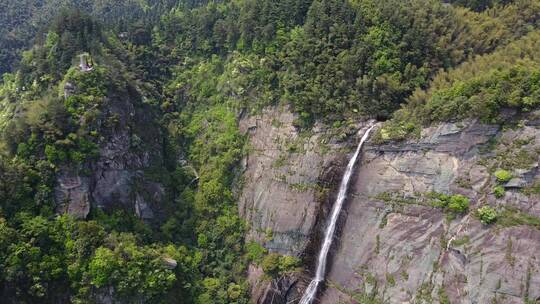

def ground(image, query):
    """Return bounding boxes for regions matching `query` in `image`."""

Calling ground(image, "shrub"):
[428,192,471,215]
[227,283,242,300]
[261,253,300,277]
[44,144,67,163]
[375,121,419,143]
[245,241,267,264]
[261,253,280,276]
[88,247,118,288]
[477,206,498,224]
[278,255,300,274]
[447,195,470,214]
[493,185,505,198]
[494,169,512,183]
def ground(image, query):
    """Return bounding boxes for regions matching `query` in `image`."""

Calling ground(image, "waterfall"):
[299,124,375,304]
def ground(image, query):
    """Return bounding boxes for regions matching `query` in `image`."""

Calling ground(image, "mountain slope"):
[0,1,539,304]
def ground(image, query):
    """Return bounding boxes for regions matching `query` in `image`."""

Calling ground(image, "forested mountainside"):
[0,0,213,76]
[0,0,539,303]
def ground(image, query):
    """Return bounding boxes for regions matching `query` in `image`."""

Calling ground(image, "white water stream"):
[298,125,375,304]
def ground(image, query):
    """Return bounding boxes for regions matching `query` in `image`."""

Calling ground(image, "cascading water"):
[298,124,375,304]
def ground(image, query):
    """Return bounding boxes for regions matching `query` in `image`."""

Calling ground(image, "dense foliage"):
[447,0,513,11]
[1,0,540,302]
[378,29,540,142]
[0,0,198,76]
[0,8,246,303]
[156,0,540,128]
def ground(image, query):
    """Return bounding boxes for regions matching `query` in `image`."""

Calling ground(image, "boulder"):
[162,257,177,270]
[505,177,527,189]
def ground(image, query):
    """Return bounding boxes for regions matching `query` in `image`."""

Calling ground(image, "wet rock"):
[256,275,299,304]
[319,121,540,304]
[238,107,373,302]
[135,194,154,220]
[238,106,354,256]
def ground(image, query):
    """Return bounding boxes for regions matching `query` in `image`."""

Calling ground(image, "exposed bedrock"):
[238,106,368,303]
[239,108,540,304]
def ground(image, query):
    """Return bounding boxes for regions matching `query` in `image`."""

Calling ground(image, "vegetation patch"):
[522,180,540,196]
[493,185,505,198]
[494,169,513,183]
[260,253,301,278]
[379,28,540,142]
[477,206,498,225]
[497,207,540,230]
[451,235,470,247]
[289,182,318,192]
[376,191,471,218]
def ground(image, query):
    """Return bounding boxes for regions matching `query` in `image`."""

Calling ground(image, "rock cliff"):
[240,109,540,304]
[238,106,365,301]
[55,79,164,220]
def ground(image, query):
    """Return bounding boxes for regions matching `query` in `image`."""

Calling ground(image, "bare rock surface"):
[239,111,540,304]
[321,119,540,304]
[238,106,353,256]
[238,106,370,302]
[55,170,91,219]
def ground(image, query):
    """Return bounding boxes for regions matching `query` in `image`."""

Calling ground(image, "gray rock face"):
[63,81,76,99]
[240,113,540,304]
[321,119,540,304]
[238,106,370,302]
[161,257,178,270]
[505,177,527,188]
[55,170,91,219]
[238,107,352,256]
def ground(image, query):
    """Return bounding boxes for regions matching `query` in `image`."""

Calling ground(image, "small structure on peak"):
[79,53,94,72]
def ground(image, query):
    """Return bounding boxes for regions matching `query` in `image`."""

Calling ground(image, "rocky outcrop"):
[240,109,540,304]
[54,80,165,220]
[161,257,178,270]
[239,107,338,254]
[55,170,91,218]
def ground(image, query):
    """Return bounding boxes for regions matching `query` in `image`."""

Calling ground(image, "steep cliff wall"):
[238,107,371,301]
[239,107,344,254]
[323,116,540,303]
[240,109,540,304]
